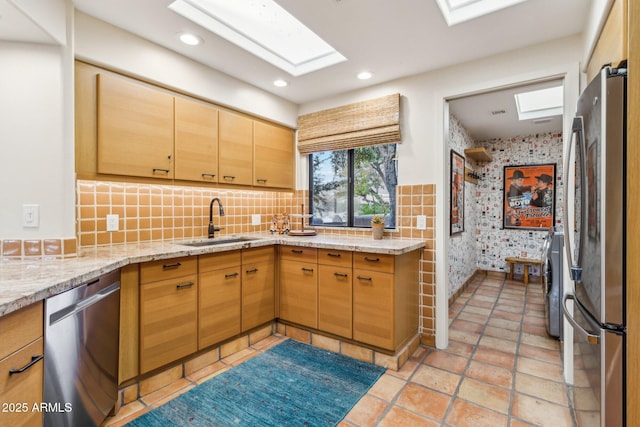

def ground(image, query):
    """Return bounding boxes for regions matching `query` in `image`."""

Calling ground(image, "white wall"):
[298,34,583,348]
[74,12,298,129]
[0,0,74,239]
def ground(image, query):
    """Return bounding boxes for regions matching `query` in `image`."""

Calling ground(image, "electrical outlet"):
[416,215,427,230]
[23,204,40,228]
[106,214,119,232]
[251,214,261,226]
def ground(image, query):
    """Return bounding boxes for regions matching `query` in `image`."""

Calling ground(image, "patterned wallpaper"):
[448,115,564,297]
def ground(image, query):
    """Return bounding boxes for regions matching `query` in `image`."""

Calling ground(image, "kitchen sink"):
[178,236,262,247]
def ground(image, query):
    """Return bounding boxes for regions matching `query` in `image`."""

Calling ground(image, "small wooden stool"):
[504,257,543,285]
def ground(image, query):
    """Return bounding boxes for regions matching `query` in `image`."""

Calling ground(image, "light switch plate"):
[106,214,119,231]
[416,215,427,230]
[23,204,40,228]
[251,214,261,226]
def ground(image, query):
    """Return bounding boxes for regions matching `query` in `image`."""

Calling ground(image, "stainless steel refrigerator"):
[562,66,626,426]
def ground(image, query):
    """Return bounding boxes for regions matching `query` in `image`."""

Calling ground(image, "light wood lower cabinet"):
[242,246,275,332]
[0,302,44,427]
[198,251,241,349]
[279,246,318,329]
[140,257,198,374]
[318,249,353,339]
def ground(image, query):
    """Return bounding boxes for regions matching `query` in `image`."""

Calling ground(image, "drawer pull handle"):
[301,267,314,273]
[9,354,43,375]
[153,168,170,174]
[176,281,194,289]
[334,272,348,278]
[357,275,372,281]
[202,173,216,179]
[364,257,380,262]
[163,262,182,270]
[225,272,239,278]
[256,179,267,183]
[223,175,236,180]
[245,268,258,274]
[291,249,303,254]
[327,253,341,258]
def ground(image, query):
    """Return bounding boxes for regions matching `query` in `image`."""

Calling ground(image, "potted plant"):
[371,214,385,240]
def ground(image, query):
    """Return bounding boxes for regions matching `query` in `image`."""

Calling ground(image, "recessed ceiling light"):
[357,71,373,80]
[169,0,347,76]
[273,79,288,87]
[178,32,203,46]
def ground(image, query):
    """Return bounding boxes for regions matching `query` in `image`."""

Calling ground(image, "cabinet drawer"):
[318,249,352,268]
[242,246,275,265]
[280,245,317,263]
[199,250,241,273]
[0,302,43,360]
[140,257,197,283]
[0,338,43,427]
[353,252,394,273]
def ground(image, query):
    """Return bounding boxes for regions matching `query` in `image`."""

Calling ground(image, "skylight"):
[168,0,347,76]
[435,0,529,26]
[514,86,563,121]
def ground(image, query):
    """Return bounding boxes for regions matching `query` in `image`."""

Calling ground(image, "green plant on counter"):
[371,215,385,224]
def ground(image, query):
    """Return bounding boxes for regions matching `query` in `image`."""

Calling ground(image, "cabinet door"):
[140,275,197,373]
[353,270,394,349]
[253,121,294,189]
[199,266,241,349]
[279,261,318,328]
[318,265,352,338]
[219,110,253,185]
[0,338,43,427]
[242,261,275,331]
[97,73,174,179]
[174,97,219,183]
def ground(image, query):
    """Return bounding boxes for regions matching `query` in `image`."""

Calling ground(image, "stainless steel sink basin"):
[178,236,261,247]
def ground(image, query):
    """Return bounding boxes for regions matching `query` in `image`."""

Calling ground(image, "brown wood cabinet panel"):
[242,260,275,331]
[279,260,318,328]
[353,269,394,349]
[174,97,219,183]
[353,252,394,273]
[253,121,294,189]
[199,266,242,349]
[199,250,241,273]
[219,110,253,186]
[242,246,275,265]
[97,73,174,179]
[0,338,43,427]
[318,249,353,268]
[119,264,140,384]
[0,302,42,361]
[318,265,352,338]
[280,245,318,263]
[587,0,628,81]
[140,274,198,373]
[140,256,196,284]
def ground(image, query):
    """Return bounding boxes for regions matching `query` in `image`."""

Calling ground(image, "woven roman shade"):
[297,93,401,154]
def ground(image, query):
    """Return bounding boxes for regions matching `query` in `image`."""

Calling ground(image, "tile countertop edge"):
[0,235,425,317]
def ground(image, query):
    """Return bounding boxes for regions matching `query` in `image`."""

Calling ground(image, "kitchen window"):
[309,144,397,228]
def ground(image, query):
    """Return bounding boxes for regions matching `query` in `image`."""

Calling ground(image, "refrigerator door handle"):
[562,293,599,345]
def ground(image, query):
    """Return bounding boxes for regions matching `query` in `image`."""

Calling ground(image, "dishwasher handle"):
[49,281,120,326]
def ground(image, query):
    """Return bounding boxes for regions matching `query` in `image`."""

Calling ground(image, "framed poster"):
[503,163,556,230]
[450,150,465,235]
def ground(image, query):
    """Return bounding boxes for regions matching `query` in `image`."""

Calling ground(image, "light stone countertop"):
[0,234,425,317]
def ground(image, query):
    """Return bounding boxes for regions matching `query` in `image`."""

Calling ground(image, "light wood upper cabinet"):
[253,121,294,189]
[219,110,254,186]
[174,97,219,183]
[587,0,628,81]
[97,73,174,179]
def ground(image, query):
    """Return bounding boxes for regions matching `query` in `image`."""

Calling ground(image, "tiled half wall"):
[76,180,437,343]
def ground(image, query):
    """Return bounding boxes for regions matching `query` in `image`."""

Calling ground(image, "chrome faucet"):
[208,197,225,238]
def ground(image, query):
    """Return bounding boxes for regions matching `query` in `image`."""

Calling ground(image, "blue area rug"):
[127,339,386,426]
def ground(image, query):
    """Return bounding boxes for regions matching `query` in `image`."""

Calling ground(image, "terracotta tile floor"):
[105,275,576,427]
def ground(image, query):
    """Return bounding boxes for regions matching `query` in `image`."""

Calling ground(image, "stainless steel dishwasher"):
[44,269,120,427]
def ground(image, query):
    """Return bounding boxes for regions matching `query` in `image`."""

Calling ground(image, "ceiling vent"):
[491,109,506,115]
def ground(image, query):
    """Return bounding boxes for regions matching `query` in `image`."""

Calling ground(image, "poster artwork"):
[503,163,556,230]
[450,150,465,235]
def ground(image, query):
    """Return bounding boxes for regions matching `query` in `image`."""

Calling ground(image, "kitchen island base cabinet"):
[242,247,275,332]
[198,251,242,349]
[140,257,198,374]
[0,302,44,427]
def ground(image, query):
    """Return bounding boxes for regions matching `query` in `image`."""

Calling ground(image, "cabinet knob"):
[256,179,267,184]
[364,257,380,262]
[9,354,43,375]
[223,175,236,180]
[357,275,372,281]
[245,268,258,274]
[163,262,182,270]
[176,281,194,289]
[334,272,348,278]
[202,173,216,179]
[225,272,239,279]
[327,253,341,258]
[301,267,314,273]
[153,168,170,174]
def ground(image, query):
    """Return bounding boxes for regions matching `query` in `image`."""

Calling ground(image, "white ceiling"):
[5,0,591,139]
